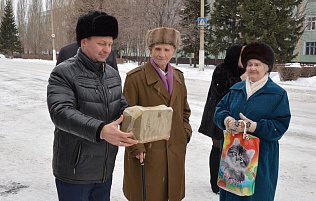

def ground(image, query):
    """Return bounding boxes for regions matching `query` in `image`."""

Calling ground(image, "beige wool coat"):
[122,61,192,201]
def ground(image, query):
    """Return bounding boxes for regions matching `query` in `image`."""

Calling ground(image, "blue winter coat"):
[214,77,291,201]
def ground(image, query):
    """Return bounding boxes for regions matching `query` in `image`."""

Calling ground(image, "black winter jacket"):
[47,49,128,184]
[198,44,245,140]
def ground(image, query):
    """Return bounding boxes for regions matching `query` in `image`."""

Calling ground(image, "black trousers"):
[209,145,220,193]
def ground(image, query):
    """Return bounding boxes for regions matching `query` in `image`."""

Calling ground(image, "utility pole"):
[51,0,56,61]
[199,0,205,71]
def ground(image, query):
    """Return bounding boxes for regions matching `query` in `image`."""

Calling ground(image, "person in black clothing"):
[47,11,137,201]
[56,42,118,70]
[198,43,247,194]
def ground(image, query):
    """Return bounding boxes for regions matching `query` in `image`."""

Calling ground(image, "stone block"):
[121,105,173,143]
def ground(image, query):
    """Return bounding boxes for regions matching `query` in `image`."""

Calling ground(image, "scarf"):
[246,74,269,100]
[150,58,173,96]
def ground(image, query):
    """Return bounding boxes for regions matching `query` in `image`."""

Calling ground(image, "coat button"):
[168,144,172,148]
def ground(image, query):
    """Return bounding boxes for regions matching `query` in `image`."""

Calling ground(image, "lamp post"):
[199,0,205,71]
[51,0,56,61]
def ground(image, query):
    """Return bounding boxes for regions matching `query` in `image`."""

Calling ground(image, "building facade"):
[295,0,316,63]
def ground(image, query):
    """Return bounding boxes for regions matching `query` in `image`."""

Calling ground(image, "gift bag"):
[217,125,260,196]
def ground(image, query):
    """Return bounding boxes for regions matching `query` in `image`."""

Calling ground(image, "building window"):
[306,17,316,31]
[305,42,316,55]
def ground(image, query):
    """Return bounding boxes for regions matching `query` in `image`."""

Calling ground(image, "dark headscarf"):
[224,43,246,75]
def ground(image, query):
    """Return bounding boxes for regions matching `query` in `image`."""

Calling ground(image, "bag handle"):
[240,120,249,140]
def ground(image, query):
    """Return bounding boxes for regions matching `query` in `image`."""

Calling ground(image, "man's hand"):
[101,115,138,147]
[136,152,146,163]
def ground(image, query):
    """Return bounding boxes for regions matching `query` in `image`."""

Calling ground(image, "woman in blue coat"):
[214,42,291,201]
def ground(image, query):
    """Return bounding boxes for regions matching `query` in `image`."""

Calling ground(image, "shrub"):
[277,63,301,81]
[300,65,314,77]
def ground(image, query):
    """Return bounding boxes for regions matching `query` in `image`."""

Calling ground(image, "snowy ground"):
[0,58,315,201]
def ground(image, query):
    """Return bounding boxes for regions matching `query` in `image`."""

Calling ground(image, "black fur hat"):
[241,42,275,72]
[76,11,118,46]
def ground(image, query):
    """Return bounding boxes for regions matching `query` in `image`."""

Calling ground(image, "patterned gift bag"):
[217,128,260,196]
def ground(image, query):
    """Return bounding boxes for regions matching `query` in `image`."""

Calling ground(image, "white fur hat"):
[146,27,181,49]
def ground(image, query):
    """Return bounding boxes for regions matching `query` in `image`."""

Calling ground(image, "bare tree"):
[51,0,75,51]
[25,0,43,54]
[110,0,148,63]
[11,0,185,60]
[53,0,114,50]
[144,0,184,28]
[16,0,27,54]
[108,0,184,64]
[53,0,78,45]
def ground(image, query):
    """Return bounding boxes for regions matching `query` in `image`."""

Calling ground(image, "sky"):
[0,57,315,200]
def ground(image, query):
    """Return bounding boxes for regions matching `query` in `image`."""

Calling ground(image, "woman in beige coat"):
[122,27,192,201]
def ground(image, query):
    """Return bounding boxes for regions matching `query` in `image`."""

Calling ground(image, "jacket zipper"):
[73,143,82,174]
[100,63,110,182]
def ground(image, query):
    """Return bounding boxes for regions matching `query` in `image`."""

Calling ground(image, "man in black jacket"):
[47,11,137,201]
[56,42,118,71]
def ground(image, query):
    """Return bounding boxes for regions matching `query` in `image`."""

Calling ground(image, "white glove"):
[239,113,257,133]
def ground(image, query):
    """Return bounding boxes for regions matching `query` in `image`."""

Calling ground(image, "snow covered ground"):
[0,58,315,201]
